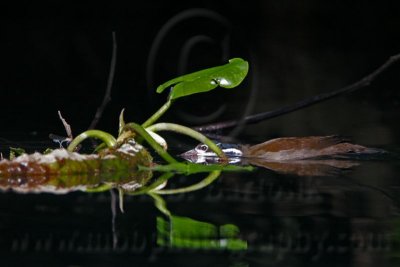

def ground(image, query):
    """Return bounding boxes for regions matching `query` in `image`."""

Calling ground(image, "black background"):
[1,1,400,146]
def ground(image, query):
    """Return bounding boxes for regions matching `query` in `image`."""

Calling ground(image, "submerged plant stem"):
[146,123,227,160]
[142,99,172,128]
[67,130,117,152]
[154,170,221,195]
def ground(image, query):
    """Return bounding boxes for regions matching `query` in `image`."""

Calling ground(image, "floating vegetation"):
[0,58,251,194]
[0,139,152,193]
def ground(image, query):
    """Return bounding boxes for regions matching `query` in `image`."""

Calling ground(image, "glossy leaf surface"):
[156,58,249,100]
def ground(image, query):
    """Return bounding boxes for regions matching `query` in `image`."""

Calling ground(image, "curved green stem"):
[154,170,221,195]
[67,130,117,152]
[148,192,171,217]
[146,123,227,160]
[124,123,177,164]
[142,99,172,128]
[126,172,174,195]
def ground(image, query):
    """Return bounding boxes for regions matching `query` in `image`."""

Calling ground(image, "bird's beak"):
[179,148,199,162]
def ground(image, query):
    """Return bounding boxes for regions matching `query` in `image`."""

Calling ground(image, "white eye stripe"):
[195,144,209,152]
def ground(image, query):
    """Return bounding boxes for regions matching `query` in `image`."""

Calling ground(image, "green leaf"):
[156,58,249,100]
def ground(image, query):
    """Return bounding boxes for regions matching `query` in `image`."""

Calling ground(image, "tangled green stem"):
[123,122,177,164]
[67,130,117,152]
[146,123,227,160]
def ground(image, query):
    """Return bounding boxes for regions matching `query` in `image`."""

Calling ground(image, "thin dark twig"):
[194,53,400,132]
[89,32,117,130]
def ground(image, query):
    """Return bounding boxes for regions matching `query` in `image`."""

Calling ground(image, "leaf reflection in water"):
[149,192,247,251]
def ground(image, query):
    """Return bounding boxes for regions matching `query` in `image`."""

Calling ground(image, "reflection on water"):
[1,145,400,266]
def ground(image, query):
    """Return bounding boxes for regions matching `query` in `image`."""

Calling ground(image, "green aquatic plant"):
[68,58,248,159]
[142,58,248,127]
[0,139,153,193]
[0,58,251,194]
[65,58,249,194]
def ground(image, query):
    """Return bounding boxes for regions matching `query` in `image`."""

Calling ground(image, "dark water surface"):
[1,140,400,266]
